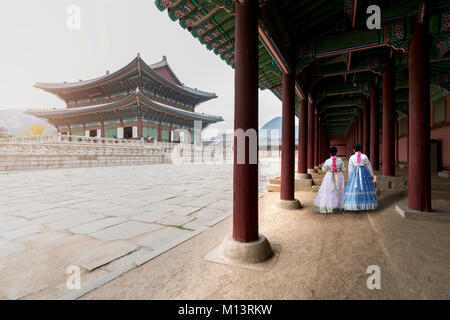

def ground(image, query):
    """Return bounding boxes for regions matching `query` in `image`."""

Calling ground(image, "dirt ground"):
[82,189,450,300]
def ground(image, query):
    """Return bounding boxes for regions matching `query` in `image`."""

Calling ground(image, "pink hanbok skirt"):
[313,171,345,213]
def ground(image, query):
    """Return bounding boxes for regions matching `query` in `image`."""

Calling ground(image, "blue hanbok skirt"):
[344,166,378,211]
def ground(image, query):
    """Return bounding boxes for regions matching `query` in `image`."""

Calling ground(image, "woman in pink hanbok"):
[313,147,346,214]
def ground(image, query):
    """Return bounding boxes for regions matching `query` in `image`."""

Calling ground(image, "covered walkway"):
[156,0,449,266]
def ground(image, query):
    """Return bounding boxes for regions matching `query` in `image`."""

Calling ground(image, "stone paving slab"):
[191,208,231,227]
[171,206,202,216]
[70,217,127,235]
[32,208,86,224]
[0,215,19,223]
[134,226,197,250]
[48,213,105,231]
[0,224,44,241]
[103,248,155,272]
[74,241,138,271]
[207,199,232,211]
[131,211,171,223]
[0,240,26,257]
[90,221,163,240]
[17,232,69,247]
[157,214,196,226]
[0,218,35,233]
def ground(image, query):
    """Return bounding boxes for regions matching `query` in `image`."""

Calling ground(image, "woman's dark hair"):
[353,144,361,152]
[330,146,337,156]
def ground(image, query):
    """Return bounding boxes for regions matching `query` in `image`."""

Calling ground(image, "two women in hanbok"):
[313,144,377,213]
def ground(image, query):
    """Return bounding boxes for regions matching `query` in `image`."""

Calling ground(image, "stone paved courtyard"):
[0,160,280,299]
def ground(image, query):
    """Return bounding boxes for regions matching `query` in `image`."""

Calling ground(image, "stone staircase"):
[267,165,407,194]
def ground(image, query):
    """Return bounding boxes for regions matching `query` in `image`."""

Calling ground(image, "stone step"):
[431,183,450,191]
[269,178,280,185]
[312,178,323,186]
[311,186,320,193]
[267,183,280,192]
[437,171,450,179]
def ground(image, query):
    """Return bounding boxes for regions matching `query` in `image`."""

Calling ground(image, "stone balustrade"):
[0,135,233,171]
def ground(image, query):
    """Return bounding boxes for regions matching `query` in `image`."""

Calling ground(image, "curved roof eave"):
[26,92,223,124]
[33,57,140,91]
[139,92,222,123]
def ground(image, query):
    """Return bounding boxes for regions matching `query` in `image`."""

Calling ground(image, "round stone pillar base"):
[223,235,273,264]
[295,173,312,179]
[276,198,302,209]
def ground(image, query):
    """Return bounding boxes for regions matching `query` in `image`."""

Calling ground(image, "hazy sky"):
[0,0,287,136]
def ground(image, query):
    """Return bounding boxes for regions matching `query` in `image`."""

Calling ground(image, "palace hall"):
[28,54,223,143]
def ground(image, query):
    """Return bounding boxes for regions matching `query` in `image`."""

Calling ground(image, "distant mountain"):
[260,116,298,139]
[0,109,55,137]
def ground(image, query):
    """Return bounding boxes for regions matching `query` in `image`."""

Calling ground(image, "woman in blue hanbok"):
[344,144,378,211]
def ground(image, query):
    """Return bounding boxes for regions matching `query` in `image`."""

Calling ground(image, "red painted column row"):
[408,17,431,212]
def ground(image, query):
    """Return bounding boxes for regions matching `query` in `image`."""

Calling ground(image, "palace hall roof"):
[27,90,223,127]
[34,54,217,107]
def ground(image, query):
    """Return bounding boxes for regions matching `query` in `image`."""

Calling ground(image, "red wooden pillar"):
[370,82,379,170]
[307,98,315,170]
[350,124,354,147]
[323,123,326,161]
[318,122,322,163]
[233,0,259,242]
[406,116,409,163]
[157,122,162,142]
[382,59,395,176]
[101,122,105,138]
[363,100,370,155]
[314,111,319,167]
[280,70,296,201]
[321,121,325,162]
[138,119,143,138]
[358,114,363,145]
[351,126,355,154]
[169,123,173,142]
[395,120,399,165]
[298,95,308,174]
[319,120,323,163]
[408,17,431,212]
